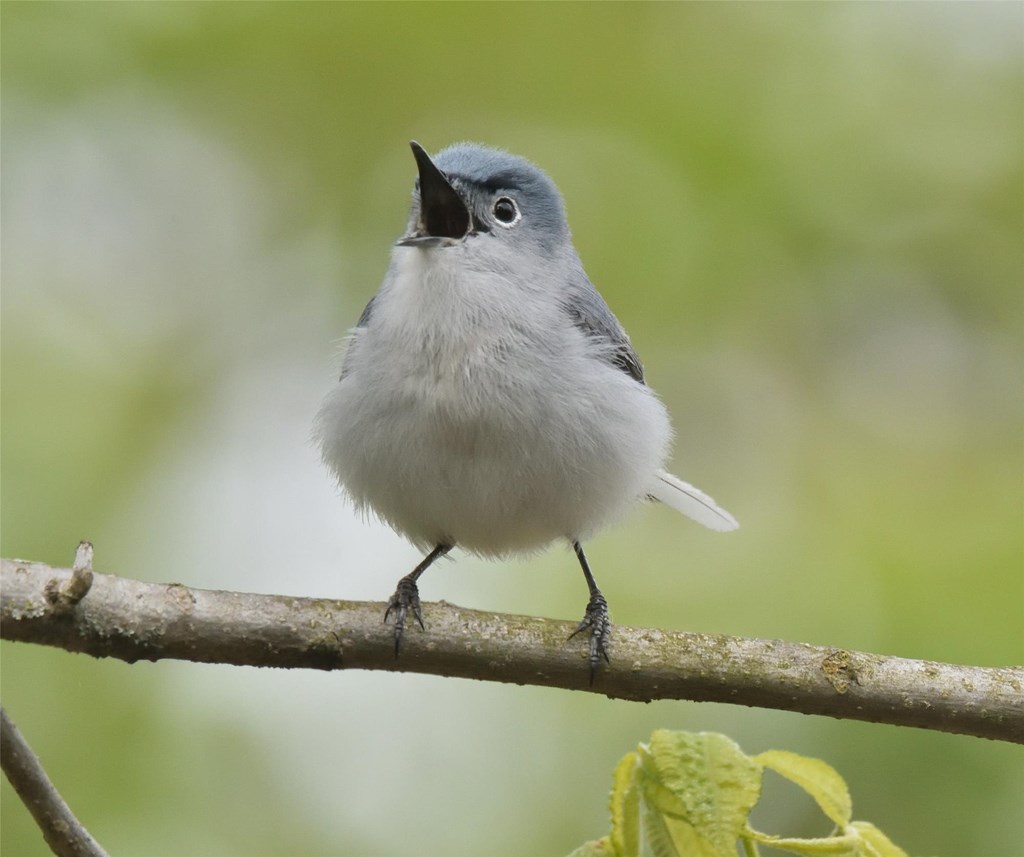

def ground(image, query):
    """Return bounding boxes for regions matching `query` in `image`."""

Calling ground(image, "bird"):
[315,141,738,679]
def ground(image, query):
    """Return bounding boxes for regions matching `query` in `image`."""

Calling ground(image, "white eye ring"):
[492,196,521,227]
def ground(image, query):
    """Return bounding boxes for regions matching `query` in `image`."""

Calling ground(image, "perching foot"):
[384,574,424,657]
[568,589,611,683]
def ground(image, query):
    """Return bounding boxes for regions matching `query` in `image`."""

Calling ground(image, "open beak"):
[397,141,471,247]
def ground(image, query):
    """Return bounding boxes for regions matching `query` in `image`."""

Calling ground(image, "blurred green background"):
[2,3,1022,855]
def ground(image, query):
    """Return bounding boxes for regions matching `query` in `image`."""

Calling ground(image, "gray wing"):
[338,294,377,380]
[562,272,645,384]
[354,294,377,329]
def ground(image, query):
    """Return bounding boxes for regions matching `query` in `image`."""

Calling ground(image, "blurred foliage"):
[2,3,1022,856]
[570,730,908,857]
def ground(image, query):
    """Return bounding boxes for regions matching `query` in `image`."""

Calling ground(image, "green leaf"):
[608,748,642,857]
[574,731,912,857]
[740,822,912,857]
[643,801,723,857]
[642,730,763,855]
[753,750,853,827]
[848,822,911,857]
[640,777,693,821]
[565,839,613,857]
[744,826,861,855]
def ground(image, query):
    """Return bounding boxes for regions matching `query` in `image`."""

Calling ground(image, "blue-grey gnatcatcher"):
[316,141,738,677]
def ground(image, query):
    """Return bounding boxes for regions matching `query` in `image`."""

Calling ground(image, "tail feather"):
[649,470,739,532]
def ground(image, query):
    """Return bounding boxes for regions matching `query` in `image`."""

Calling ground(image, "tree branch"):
[2,557,1021,743]
[1,706,110,857]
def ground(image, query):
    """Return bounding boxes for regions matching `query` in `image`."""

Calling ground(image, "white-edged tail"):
[649,470,739,532]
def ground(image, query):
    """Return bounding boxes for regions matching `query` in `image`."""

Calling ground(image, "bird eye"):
[492,197,521,226]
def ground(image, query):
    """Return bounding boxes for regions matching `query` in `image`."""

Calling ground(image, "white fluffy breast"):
[316,247,671,556]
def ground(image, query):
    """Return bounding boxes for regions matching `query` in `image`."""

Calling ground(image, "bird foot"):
[384,575,424,657]
[568,589,611,683]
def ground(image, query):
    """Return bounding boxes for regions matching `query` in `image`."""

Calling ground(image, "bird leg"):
[384,543,453,656]
[567,541,611,683]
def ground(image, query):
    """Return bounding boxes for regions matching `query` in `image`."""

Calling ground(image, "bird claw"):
[384,575,424,657]
[568,590,611,683]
